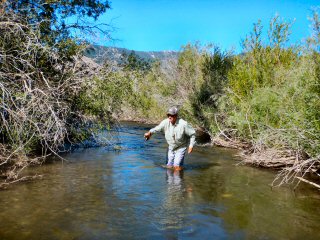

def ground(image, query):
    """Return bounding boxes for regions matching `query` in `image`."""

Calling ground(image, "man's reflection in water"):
[166,169,184,190]
[156,169,193,237]
[165,169,193,198]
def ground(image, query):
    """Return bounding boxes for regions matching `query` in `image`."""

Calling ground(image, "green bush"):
[218,15,319,157]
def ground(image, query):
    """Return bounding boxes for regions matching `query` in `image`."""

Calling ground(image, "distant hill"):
[84,45,179,65]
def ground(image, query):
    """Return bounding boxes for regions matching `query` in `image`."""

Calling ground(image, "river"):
[0,122,319,239]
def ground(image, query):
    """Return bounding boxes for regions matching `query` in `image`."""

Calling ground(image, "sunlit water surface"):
[0,122,319,240]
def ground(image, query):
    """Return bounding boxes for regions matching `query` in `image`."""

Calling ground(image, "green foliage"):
[75,70,132,118]
[307,9,320,52]
[268,15,292,48]
[123,51,152,72]
[218,14,319,157]
[187,47,233,130]
[177,43,203,92]
[125,69,165,120]
[144,60,175,97]
[6,0,110,44]
[227,17,297,104]
[195,47,233,106]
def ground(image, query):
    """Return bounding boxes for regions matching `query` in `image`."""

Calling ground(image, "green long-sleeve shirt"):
[150,118,196,150]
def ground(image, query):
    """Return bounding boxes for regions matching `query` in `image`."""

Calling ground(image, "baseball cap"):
[167,106,178,116]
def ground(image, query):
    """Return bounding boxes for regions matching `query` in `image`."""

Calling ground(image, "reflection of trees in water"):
[190,166,252,237]
[192,167,226,202]
[0,154,115,239]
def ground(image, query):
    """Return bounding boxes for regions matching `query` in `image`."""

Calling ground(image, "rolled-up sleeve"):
[185,124,196,148]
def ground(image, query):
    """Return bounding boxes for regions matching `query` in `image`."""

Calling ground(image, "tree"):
[0,0,112,182]
[4,0,111,47]
[123,51,151,72]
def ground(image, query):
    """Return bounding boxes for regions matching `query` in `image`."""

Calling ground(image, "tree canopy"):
[3,0,111,45]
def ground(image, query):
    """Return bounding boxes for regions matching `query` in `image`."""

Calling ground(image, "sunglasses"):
[167,114,177,118]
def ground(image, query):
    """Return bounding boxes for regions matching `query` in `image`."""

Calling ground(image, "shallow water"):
[0,122,319,240]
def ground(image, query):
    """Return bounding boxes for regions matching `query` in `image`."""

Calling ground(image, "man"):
[144,106,196,171]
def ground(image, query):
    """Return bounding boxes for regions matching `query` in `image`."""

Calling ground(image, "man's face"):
[167,114,177,124]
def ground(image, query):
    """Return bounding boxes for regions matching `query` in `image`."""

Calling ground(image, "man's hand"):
[188,147,193,154]
[144,131,152,140]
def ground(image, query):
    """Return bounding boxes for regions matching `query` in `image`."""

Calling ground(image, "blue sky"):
[95,0,319,52]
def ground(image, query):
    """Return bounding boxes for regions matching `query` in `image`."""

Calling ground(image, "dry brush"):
[0,8,104,185]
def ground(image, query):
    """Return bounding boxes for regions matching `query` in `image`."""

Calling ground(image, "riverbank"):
[212,134,320,188]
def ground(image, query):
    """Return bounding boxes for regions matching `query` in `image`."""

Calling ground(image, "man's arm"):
[185,123,196,153]
[144,119,166,140]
